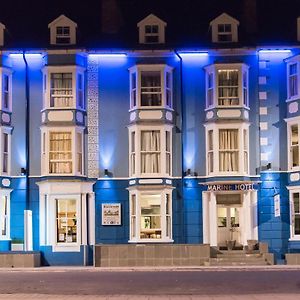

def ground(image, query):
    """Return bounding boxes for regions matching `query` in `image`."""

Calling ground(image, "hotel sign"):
[207,183,255,192]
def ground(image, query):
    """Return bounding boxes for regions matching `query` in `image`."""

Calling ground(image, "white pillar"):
[209,193,217,247]
[24,210,33,251]
[243,191,252,245]
[202,192,210,244]
[88,193,96,245]
[251,190,258,240]
[81,194,87,245]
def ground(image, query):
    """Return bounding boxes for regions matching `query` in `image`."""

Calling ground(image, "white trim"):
[289,189,300,240]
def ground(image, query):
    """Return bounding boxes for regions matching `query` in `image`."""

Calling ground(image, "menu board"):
[102,203,121,225]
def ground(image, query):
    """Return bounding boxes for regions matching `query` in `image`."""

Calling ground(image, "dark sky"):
[0,0,300,47]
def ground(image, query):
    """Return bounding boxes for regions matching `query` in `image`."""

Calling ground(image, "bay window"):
[129,125,172,177]
[205,63,249,108]
[206,123,249,175]
[43,66,85,109]
[129,65,173,109]
[129,189,173,243]
[290,191,300,240]
[288,121,300,170]
[41,127,84,176]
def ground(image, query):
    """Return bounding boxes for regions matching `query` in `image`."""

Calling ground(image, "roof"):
[209,13,240,26]
[137,14,167,27]
[0,0,299,49]
[48,14,77,28]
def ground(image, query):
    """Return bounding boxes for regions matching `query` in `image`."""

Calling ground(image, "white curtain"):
[0,196,7,236]
[141,71,161,106]
[141,131,160,173]
[218,70,239,106]
[49,132,72,174]
[51,73,72,107]
[219,129,238,172]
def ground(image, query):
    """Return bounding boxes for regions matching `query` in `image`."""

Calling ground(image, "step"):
[216,253,262,258]
[213,257,266,262]
[208,260,269,266]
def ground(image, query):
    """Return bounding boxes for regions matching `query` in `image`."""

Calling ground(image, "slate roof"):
[0,0,299,49]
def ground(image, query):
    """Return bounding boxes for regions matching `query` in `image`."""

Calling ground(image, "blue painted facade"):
[2,14,300,265]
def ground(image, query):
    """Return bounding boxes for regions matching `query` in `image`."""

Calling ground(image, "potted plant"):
[11,238,24,251]
[226,227,236,251]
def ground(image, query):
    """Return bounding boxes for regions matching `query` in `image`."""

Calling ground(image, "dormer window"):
[129,64,173,109]
[48,14,77,45]
[56,26,70,44]
[217,24,232,42]
[145,25,159,43]
[137,14,166,44]
[0,23,5,47]
[210,13,239,43]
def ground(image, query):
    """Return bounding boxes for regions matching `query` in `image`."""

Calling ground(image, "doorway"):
[217,194,241,248]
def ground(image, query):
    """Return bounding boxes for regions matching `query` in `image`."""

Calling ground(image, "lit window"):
[129,190,172,242]
[129,126,172,177]
[56,26,70,44]
[289,123,300,169]
[2,133,8,174]
[205,64,249,108]
[145,25,159,43]
[77,73,84,109]
[2,74,9,111]
[219,129,239,172]
[291,192,300,238]
[218,70,239,106]
[56,199,77,243]
[206,125,249,175]
[0,195,9,238]
[141,71,161,106]
[288,63,298,99]
[217,24,232,42]
[129,65,173,109]
[49,132,72,174]
[50,73,72,108]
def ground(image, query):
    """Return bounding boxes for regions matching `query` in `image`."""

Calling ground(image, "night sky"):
[0,0,300,47]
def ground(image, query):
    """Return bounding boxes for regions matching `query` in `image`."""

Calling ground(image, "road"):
[0,267,299,299]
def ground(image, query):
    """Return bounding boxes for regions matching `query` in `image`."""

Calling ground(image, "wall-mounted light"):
[261,162,272,171]
[104,169,109,177]
[184,169,191,176]
[21,168,27,175]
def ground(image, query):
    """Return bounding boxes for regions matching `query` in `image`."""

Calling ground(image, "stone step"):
[216,253,263,258]
[214,257,265,262]
[207,260,269,266]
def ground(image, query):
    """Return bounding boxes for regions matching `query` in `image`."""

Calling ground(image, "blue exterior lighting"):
[258,49,291,54]
[88,53,127,59]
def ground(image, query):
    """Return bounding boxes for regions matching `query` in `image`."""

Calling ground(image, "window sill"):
[53,244,81,252]
[286,97,300,103]
[128,238,174,243]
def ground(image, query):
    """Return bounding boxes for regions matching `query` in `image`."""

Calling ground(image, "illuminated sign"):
[207,183,255,192]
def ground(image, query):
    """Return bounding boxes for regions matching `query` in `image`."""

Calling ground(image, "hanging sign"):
[207,183,255,192]
[274,194,281,217]
[102,203,121,225]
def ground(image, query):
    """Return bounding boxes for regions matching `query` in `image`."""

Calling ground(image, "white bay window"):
[129,189,173,243]
[289,191,300,240]
[205,63,249,108]
[129,125,172,177]
[206,123,249,175]
[0,127,11,176]
[41,127,84,176]
[287,62,299,100]
[43,66,85,110]
[287,120,300,170]
[129,65,173,109]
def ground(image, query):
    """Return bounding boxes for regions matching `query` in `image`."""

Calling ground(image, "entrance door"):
[217,194,241,247]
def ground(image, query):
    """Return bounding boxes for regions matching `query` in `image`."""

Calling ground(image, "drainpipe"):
[174,50,185,243]
[22,51,32,251]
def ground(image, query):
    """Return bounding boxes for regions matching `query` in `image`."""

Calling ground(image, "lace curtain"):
[141,71,161,106]
[219,129,238,172]
[218,70,239,106]
[50,73,72,107]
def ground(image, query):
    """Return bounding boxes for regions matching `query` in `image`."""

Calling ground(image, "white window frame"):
[129,65,173,110]
[129,188,173,243]
[217,23,233,42]
[128,124,173,178]
[287,62,299,101]
[0,68,12,112]
[205,122,249,176]
[0,189,11,241]
[55,26,71,44]
[205,63,249,109]
[288,188,300,241]
[0,127,11,176]
[42,66,85,110]
[41,126,84,176]
[144,24,159,44]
